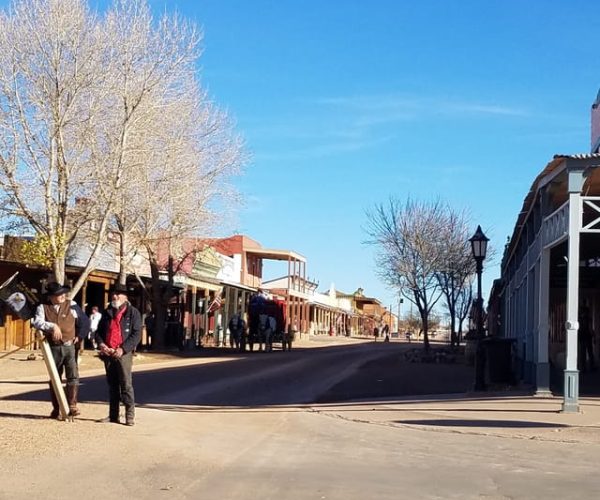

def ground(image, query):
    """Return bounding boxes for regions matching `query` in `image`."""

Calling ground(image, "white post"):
[563,168,585,412]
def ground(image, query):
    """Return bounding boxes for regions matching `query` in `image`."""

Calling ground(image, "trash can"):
[483,338,515,384]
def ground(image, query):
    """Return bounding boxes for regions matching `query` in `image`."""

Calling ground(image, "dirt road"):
[2,340,600,499]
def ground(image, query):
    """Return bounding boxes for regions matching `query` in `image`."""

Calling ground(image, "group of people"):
[32,282,142,426]
[373,323,390,342]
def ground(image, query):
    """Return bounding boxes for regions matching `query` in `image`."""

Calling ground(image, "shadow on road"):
[2,343,577,418]
[1,343,447,407]
[393,419,569,429]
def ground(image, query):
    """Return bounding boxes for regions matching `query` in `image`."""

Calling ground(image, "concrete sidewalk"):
[314,393,600,444]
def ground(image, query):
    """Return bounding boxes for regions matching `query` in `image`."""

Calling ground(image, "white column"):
[563,168,585,412]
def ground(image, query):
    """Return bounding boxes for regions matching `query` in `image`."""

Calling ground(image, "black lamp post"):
[469,225,489,391]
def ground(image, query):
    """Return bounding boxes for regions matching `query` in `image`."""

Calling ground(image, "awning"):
[245,248,306,263]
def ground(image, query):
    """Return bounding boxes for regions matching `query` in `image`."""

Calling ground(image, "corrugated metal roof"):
[503,153,600,267]
[554,153,600,160]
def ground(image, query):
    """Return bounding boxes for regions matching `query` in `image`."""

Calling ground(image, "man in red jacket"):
[95,284,142,426]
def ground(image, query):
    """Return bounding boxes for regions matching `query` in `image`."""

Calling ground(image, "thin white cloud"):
[441,102,529,117]
[243,92,529,164]
[255,134,396,162]
[314,93,530,118]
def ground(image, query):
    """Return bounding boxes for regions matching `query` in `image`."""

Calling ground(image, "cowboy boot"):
[66,384,81,417]
[49,383,60,419]
[125,405,135,426]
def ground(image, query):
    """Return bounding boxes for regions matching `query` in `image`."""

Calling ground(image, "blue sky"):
[6,0,600,314]
[168,0,599,311]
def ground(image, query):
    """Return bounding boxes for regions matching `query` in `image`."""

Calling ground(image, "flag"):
[207,289,223,314]
[0,272,35,320]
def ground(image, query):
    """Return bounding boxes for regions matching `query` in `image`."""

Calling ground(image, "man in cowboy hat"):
[31,281,90,419]
[95,283,142,426]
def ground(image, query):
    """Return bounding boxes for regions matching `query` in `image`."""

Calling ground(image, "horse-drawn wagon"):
[247,295,293,351]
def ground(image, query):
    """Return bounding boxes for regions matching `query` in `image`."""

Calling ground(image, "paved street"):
[1,340,600,499]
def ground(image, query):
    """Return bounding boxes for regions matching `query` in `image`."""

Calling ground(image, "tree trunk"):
[421,311,430,351]
[53,259,66,286]
[148,256,178,350]
[118,232,127,285]
[457,318,464,345]
[450,315,457,348]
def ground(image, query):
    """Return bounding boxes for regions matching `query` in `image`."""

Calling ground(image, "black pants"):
[103,352,135,418]
[49,344,79,386]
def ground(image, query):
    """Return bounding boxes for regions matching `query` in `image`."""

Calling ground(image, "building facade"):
[495,94,600,409]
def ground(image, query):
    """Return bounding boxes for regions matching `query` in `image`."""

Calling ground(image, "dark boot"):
[108,390,120,423]
[125,405,135,426]
[49,383,60,419]
[66,385,81,417]
[99,416,120,424]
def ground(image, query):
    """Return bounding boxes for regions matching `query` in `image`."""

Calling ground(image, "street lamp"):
[469,225,489,391]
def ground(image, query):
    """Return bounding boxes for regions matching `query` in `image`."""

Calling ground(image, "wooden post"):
[36,331,70,422]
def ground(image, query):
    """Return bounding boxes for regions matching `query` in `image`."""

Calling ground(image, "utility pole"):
[398,291,403,333]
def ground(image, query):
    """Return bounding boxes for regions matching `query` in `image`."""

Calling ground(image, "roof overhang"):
[504,153,600,265]
[245,248,306,263]
[174,274,221,291]
[220,280,257,293]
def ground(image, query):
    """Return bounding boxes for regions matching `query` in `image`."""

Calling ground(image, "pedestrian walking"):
[88,306,102,349]
[228,311,245,351]
[31,281,90,419]
[382,323,390,342]
[144,311,155,349]
[95,284,142,426]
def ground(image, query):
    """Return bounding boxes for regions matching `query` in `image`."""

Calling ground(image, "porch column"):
[535,248,551,396]
[319,307,323,334]
[80,282,88,352]
[191,286,197,347]
[223,286,231,347]
[303,302,309,333]
[563,168,585,413]
[240,291,247,319]
[182,288,190,341]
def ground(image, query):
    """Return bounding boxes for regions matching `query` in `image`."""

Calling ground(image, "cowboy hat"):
[45,282,71,296]
[108,283,130,295]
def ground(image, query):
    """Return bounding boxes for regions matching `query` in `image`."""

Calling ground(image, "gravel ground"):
[0,337,375,462]
[0,340,473,464]
[0,348,248,461]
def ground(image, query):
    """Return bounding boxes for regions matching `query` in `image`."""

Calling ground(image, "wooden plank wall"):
[0,316,35,351]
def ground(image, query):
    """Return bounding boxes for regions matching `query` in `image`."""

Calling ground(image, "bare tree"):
[455,280,473,344]
[0,0,245,309]
[435,208,475,347]
[99,1,245,347]
[404,309,423,337]
[0,0,113,291]
[366,198,447,351]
